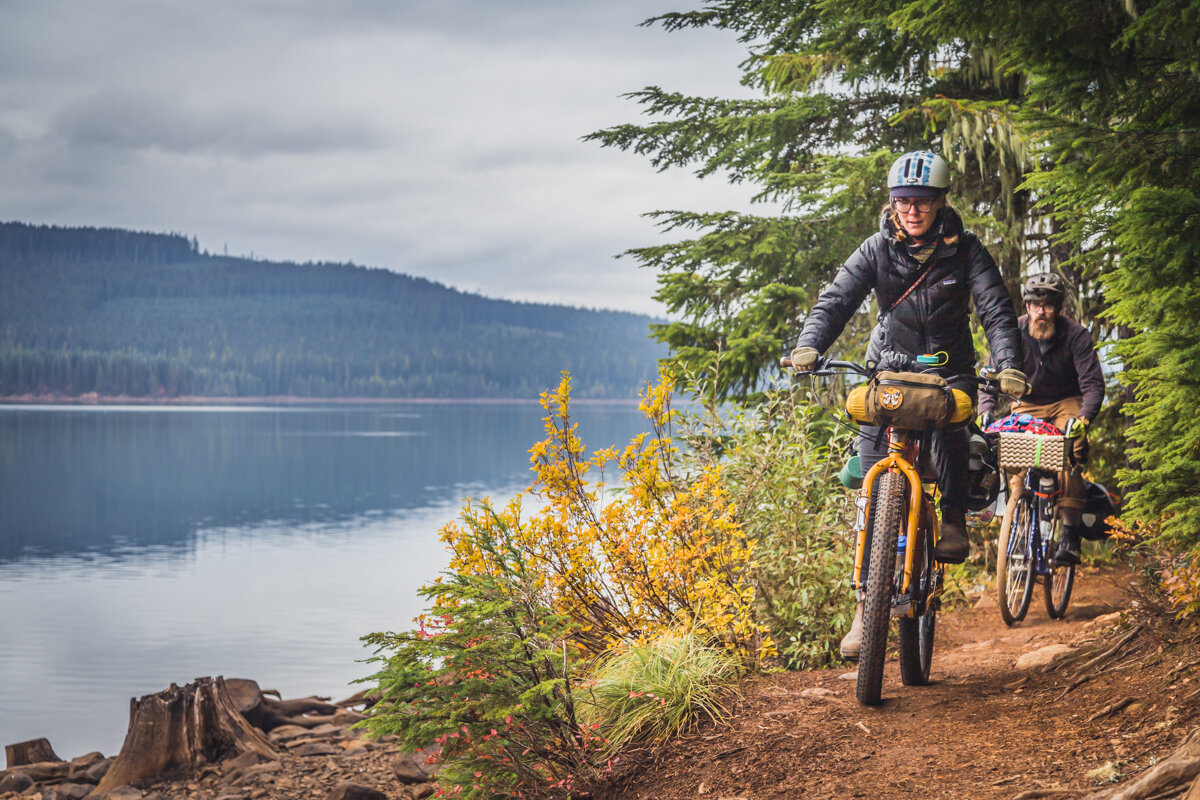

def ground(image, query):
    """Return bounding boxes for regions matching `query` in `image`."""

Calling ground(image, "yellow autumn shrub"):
[437,371,772,664]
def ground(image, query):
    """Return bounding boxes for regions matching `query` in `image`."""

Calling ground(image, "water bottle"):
[1038,475,1055,519]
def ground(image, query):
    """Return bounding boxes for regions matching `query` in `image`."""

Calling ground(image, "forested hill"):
[0,222,666,399]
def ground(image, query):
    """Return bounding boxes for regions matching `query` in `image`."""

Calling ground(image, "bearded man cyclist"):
[978,272,1105,565]
[791,150,1027,659]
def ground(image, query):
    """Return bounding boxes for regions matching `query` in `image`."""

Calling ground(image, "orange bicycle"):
[789,354,999,704]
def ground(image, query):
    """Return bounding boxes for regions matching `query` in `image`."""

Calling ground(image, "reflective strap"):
[1034,438,1043,468]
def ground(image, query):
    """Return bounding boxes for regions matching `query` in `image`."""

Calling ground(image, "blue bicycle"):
[995,423,1080,625]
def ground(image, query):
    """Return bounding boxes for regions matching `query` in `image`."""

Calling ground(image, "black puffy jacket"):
[795,208,1022,376]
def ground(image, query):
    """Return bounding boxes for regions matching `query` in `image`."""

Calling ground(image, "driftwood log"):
[95,676,277,793]
[5,737,62,768]
[224,678,360,730]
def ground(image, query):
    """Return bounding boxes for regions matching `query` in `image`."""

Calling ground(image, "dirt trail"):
[605,564,1198,800]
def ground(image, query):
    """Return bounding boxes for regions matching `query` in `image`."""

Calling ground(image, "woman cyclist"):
[790,150,1028,659]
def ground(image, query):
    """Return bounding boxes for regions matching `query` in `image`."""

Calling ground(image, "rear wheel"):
[998,494,1036,626]
[898,611,935,686]
[1043,516,1076,619]
[857,471,905,706]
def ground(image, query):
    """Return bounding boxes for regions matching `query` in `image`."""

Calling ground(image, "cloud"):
[53,90,385,156]
[0,1,760,316]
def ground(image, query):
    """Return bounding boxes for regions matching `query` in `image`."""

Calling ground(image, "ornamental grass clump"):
[577,630,741,753]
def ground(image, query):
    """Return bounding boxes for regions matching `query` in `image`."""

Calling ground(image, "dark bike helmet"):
[1022,273,1068,306]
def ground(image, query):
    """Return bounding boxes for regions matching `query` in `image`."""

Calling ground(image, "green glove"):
[995,368,1029,397]
[976,411,994,431]
[790,346,820,372]
[1066,417,1089,439]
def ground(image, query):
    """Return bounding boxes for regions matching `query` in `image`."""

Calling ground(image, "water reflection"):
[0,402,649,757]
[0,403,643,563]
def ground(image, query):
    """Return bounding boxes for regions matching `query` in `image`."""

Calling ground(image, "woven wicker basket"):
[997,431,1067,471]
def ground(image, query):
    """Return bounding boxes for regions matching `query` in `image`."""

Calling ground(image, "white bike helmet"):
[887,150,951,197]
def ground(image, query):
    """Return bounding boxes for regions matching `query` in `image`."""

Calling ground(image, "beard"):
[1029,317,1057,340]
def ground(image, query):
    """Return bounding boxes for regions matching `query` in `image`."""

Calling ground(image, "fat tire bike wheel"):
[998,493,1036,626]
[1043,516,1076,619]
[857,470,905,706]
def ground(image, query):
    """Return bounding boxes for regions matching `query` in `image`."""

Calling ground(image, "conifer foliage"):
[597,0,1200,542]
[588,1,1034,401]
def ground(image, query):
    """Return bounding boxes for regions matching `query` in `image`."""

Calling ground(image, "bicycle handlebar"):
[780,355,1001,394]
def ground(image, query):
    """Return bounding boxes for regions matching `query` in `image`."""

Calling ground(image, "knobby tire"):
[858,470,905,706]
[998,493,1036,626]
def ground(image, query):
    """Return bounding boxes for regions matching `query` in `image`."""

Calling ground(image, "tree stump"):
[5,737,62,768]
[96,676,277,793]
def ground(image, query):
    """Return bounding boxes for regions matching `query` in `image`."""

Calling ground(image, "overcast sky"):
[0,1,762,316]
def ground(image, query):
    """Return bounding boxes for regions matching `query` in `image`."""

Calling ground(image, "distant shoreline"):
[0,393,641,407]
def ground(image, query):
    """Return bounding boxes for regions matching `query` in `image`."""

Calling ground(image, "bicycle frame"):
[852,428,941,617]
[1008,466,1060,579]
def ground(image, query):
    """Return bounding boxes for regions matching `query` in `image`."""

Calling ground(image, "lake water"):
[0,401,650,760]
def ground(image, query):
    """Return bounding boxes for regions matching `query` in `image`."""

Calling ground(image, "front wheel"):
[857,471,906,706]
[997,493,1036,626]
[1043,517,1076,619]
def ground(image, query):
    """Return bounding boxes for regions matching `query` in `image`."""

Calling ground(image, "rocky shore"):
[0,678,438,800]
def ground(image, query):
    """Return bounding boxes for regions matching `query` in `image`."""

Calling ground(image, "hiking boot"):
[1053,525,1083,566]
[934,507,970,564]
[840,602,864,660]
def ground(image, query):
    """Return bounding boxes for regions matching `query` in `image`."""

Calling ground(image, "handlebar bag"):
[845,371,973,430]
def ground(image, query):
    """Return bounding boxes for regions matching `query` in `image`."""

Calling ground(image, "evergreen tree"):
[939,0,1200,544]
[589,0,1036,400]
[599,0,1200,541]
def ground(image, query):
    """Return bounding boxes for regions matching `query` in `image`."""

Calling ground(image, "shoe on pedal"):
[934,507,970,564]
[1053,525,1082,566]
[840,602,864,660]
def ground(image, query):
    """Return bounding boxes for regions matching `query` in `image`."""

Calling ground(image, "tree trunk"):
[5,738,62,768]
[96,676,277,793]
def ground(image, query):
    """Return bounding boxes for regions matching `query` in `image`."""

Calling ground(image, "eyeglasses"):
[891,197,937,213]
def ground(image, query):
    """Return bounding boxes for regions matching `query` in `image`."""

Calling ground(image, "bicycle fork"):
[852,451,941,619]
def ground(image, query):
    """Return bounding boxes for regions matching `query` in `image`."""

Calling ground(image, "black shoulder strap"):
[880,260,936,320]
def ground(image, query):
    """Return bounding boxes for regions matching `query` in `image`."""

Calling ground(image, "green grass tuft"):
[577,630,742,752]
